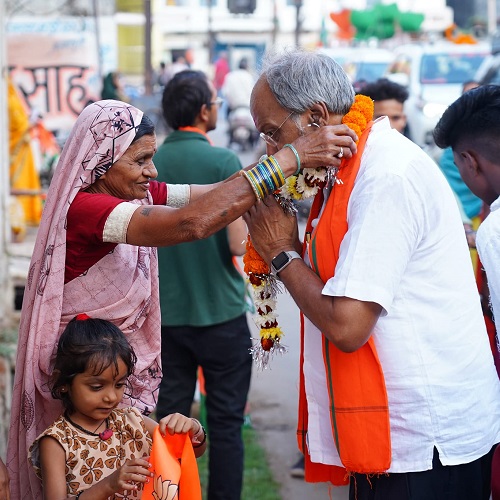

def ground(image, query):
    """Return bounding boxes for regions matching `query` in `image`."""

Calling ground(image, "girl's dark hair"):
[132,113,155,143]
[50,316,137,412]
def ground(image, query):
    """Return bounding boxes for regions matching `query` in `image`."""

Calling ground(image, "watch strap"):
[271,250,302,276]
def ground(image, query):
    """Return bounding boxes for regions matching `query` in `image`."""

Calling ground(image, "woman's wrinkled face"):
[95,134,158,200]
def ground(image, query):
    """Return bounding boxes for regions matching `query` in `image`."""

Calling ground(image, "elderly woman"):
[6,99,356,499]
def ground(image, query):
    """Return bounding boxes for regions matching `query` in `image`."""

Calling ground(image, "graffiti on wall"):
[7,18,106,132]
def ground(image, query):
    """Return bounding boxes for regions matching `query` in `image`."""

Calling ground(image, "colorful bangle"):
[265,155,286,186]
[240,170,262,201]
[283,144,301,176]
[242,156,286,200]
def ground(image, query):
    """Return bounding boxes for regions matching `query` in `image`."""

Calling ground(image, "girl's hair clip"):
[75,313,91,321]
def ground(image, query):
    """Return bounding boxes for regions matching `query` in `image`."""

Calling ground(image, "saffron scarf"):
[142,427,202,500]
[297,122,391,484]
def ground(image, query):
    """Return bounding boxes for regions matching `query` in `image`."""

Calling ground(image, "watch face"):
[273,252,289,270]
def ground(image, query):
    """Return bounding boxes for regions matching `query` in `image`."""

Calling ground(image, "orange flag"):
[142,427,202,500]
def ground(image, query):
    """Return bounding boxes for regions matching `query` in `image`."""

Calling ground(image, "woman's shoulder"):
[68,191,126,227]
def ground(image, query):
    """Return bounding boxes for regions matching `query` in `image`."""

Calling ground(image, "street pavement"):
[209,119,349,500]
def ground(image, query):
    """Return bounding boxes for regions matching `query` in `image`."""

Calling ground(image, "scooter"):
[227,106,259,151]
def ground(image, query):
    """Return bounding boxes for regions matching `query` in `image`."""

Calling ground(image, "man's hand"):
[243,195,300,264]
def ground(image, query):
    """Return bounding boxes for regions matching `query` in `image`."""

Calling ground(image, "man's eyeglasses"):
[209,97,224,108]
[259,111,294,148]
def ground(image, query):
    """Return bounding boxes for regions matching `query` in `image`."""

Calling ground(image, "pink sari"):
[7,100,162,499]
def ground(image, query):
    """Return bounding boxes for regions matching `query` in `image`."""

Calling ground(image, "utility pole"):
[144,0,153,96]
[487,0,497,36]
[0,0,11,326]
[208,0,215,63]
[92,0,103,82]
[0,0,14,459]
[294,0,303,47]
[272,0,278,45]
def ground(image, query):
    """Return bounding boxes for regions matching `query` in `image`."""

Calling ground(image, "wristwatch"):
[271,250,302,277]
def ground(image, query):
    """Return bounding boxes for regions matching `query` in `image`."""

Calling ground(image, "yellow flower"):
[261,326,284,339]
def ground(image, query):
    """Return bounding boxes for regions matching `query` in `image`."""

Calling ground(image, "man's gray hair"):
[260,49,355,115]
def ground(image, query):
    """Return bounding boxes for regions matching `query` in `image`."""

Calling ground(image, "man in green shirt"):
[154,70,252,500]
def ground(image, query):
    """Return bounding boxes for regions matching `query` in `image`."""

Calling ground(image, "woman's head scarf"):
[7,100,144,499]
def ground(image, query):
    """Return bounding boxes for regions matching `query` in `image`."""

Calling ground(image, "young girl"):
[29,314,206,499]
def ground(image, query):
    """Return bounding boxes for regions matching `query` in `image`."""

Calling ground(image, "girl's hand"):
[107,456,152,494]
[157,413,207,458]
[158,412,197,436]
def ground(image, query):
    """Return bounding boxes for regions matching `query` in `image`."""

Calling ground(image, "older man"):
[245,49,500,500]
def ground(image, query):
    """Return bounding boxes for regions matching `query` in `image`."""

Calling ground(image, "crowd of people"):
[1,47,500,500]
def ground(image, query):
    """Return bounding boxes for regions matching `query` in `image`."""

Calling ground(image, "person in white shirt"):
[222,57,255,114]
[244,49,500,500]
[434,84,500,500]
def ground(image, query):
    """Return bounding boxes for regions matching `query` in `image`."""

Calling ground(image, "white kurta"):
[303,118,500,473]
[477,196,500,330]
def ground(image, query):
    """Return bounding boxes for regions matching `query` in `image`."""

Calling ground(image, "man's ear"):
[309,102,329,126]
[199,103,210,124]
[461,150,481,176]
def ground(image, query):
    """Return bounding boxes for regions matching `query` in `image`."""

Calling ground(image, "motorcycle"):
[227,106,259,151]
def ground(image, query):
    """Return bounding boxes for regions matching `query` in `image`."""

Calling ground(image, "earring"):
[308,122,320,128]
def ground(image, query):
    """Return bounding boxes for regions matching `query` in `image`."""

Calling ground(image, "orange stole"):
[297,122,391,484]
[142,427,202,500]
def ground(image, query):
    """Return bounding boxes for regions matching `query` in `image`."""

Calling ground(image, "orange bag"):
[142,427,202,500]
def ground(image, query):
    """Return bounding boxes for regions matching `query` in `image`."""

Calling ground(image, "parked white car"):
[386,42,489,147]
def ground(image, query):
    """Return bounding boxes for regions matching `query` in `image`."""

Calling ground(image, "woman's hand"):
[243,195,300,264]
[0,458,10,500]
[289,124,358,171]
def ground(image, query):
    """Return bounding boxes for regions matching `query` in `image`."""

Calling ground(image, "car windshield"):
[356,62,391,82]
[420,53,487,84]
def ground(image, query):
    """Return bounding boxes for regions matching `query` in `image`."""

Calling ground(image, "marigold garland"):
[244,95,374,369]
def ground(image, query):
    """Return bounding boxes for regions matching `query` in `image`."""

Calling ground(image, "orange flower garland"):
[244,95,374,369]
